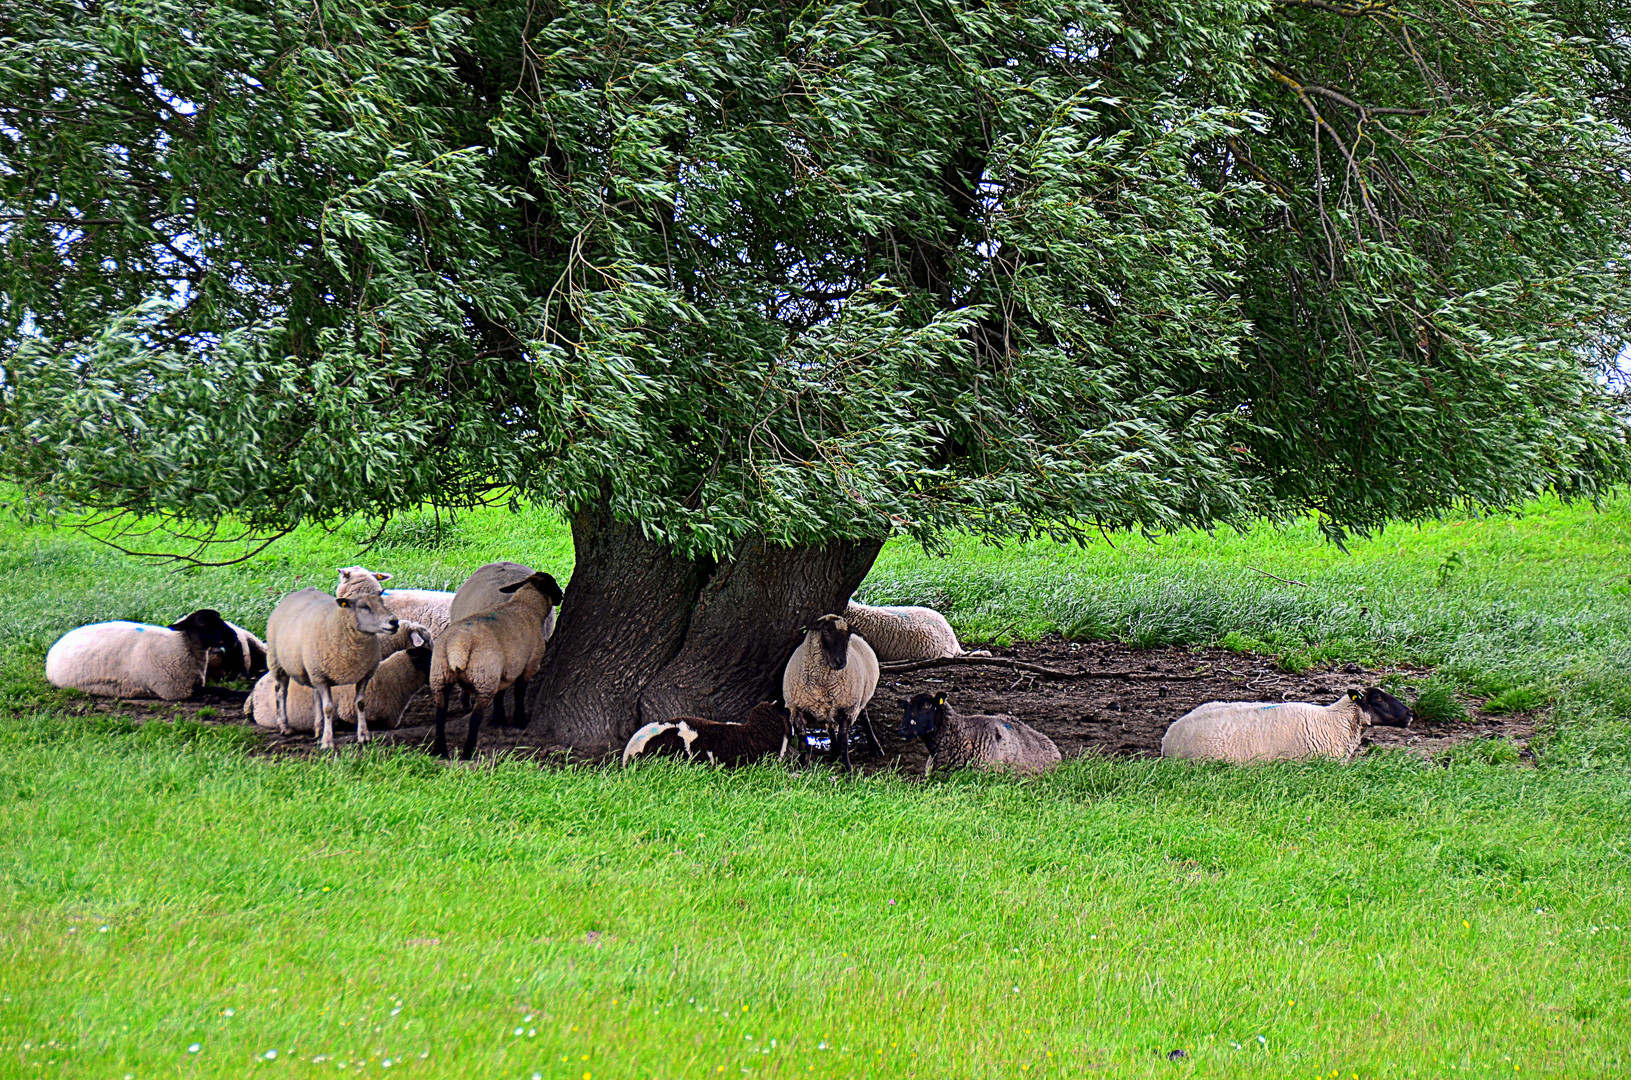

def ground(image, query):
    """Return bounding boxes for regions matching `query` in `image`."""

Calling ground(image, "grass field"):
[2,499,1629,1077]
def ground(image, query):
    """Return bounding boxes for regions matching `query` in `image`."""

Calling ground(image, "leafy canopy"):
[1,0,1627,557]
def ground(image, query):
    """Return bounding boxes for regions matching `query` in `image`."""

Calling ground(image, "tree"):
[3,0,1628,749]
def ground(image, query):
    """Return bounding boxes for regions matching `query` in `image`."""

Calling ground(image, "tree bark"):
[527,505,884,753]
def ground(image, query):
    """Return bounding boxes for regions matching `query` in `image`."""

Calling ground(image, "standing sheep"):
[448,561,546,718]
[897,691,1061,775]
[1160,688,1413,763]
[428,571,564,760]
[782,613,881,769]
[842,601,968,662]
[46,610,239,701]
[622,701,791,767]
[265,588,400,750]
[249,625,433,732]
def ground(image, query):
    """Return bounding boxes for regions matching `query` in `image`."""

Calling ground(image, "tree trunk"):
[527,506,883,753]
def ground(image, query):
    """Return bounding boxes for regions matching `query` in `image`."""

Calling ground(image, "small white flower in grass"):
[528,1028,536,1037]
[534,1074,543,1080]
[514,1027,525,1037]
[188,1043,201,1053]
[1257,1035,1267,1045]
[223,1009,235,1018]
[1012,986,1020,994]
[99,926,110,933]
[382,1060,392,1068]
[264,1049,278,1060]
[818,1042,829,1051]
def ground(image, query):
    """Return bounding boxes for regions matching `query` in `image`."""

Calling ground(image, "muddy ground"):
[61,638,1537,770]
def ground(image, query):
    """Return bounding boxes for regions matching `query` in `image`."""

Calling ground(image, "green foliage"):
[1414,676,1470,724]
[3,0,1629,556]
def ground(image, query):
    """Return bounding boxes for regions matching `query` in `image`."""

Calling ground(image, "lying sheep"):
[265,588,400,750]
[429,571,564,760]
[622,701,791,767]
[449,561,546,717]
[897,691,1061,775]
[782,613,881,768]
[380,589,454,639]
[843,601,968,662]
[206,621,269,681]
[249,625,433,732]
[1160,688,1413,763]
[46,609,239,701]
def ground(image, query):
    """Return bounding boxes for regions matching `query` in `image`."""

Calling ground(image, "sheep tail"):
[444,638,473,675]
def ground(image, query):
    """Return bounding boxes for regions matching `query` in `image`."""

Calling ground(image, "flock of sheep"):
[43,560,1415,768]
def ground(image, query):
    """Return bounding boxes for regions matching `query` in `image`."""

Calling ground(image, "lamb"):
[206,621,269,681]
[781,613,881,768]
[448,561,548,718]
[1160,687,1414,763]
[376,617,434,659]
[265,587,400,750]
[842,601,967,662]
[622,700,791,767]
[249,626,433,732]
[45,609,239,701]
[897,691,1062,775]
[429,571,565,760]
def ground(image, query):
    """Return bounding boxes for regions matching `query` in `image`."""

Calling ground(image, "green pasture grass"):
[3,497,1631,1075]
[1,718,1627,1079]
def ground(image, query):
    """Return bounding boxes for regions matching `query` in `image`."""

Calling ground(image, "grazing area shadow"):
[59,639,1535,768]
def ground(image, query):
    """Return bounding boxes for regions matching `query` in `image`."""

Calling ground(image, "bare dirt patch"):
[64,638,1536,768]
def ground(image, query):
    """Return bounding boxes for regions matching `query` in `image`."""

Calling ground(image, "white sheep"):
[896,691,1060,775]
[265,587,400,750]
[379,589,454,638]
[46,609,239,701]
[1160,688,1414,763]
[249,625,432,732]
[448,561,546,717]
[782,613,881,768]
[335,566,391,598]
[842,601,967,662]
[429,571,564,759]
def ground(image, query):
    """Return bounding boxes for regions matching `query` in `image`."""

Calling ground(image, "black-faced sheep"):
[45,609,239,701]
[249,625,433,732]
[897,691,1061,775]
[1160,688,1413,763]
[265,588,400,750]
[205,621,268,682]
[622,700,791,767]
[782,614,881,768]
[448,561,547,718]
[428,571,564,760]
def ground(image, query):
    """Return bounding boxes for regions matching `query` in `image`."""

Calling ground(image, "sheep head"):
[335,565,392,598]
[497,571,565,607]
[335,592,400,636]
[1353,687,1412,727]
[814,614,852,670]
[897,691,947,740]
[169,608,238,656]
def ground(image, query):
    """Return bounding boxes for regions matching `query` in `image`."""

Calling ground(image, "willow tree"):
[3,0,1628,748]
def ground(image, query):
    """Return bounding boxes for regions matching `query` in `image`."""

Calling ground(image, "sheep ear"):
[410,629,429,648]
[336,596,351,608]
[934,692,946,705]
[374,572,392,582]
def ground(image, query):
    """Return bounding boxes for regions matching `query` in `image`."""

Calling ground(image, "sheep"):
[896,691,1061,775]
[379,589,454,639]
[448,561,548,718]
[265,587,400,751]
[249,626,433,732]
[206,621,269,681]
[429,571,565,760]
[1160,687,1414,764]
[622,700,791,767]
[781,613,881,769]
[842,601,968,662]
[376,618,434,660]
[45,609,239,701]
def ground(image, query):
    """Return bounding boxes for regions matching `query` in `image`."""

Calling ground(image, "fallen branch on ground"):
[877,655,1214,680]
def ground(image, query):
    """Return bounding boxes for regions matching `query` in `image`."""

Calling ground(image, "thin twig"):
[878,655,1213,681]
[1245,565,1310,587]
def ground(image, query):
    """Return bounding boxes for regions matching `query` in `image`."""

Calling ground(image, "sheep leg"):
[314,680,338,751]
[431,687,450,759]
[461,691,492,761]
[837,709,854,771]
[273,671,292,736]
[791,709,811,766]
[353,672,373,745]
[493,687,508,728]
[509,676,529,729]
[859,708,885,760]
